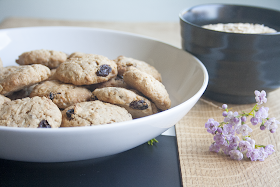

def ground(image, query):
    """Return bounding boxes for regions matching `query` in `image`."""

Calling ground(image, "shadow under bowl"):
[180,3,280,104]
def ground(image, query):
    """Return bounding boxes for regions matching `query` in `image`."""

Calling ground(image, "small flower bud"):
[260,125,266,130]
[217,127,223,134]
[222,104,228,110]
[222,111,228,117]
[241,116,247,123]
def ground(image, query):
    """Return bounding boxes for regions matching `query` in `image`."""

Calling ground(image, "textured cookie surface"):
[93,87,158,119]
[61,100,132,127]
[0,94,11,105]
[30,80,92,109]
[123,67,171,110]
[0,64,51,95]
[6,84,37,100]
[16,49,67,69]
[114,55,162,82]
[86,75,129,91]
[0,96,62,128]
[55,54,118,85]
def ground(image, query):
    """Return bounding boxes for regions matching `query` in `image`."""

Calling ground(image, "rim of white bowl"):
[0,26,209,133]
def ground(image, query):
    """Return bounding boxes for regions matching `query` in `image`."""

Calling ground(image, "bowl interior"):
[0,27,208,162]
[180,4,280,32]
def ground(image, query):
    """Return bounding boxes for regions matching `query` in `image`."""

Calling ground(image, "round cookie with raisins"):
[123,67,171,111]
[92,87,158,119]
[114,55,162,82]
[30,80,92,109]
[0,96,61,128]
[16,49,67,69]
[55,54,118,85]
[0,64,51,95]
[61,100,132,127]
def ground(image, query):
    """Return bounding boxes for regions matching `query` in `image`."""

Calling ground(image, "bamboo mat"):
[1,17,280,186]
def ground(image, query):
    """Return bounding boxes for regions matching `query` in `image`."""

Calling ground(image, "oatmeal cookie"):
[30,80,92,109]
[61,100,132,127]
[55,54,118,85]
[0,94,11,105]
[0,96,62,128]
[0,64,50,95]
[92,87,158,119]
[16,49,67,69]
[123,67,171,110]
[114,55,162,82]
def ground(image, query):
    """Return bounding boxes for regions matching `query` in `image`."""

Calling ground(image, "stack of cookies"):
[0,50,171,128]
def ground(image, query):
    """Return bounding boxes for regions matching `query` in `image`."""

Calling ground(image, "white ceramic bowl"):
[0,27,208,162]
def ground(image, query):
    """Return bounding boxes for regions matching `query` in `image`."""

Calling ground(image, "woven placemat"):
[1,17,279,186]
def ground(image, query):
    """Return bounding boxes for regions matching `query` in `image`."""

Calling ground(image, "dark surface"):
[180,4,280,104]
[0,135,182,187]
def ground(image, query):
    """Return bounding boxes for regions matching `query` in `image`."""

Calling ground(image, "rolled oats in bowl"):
[202,23,277,34]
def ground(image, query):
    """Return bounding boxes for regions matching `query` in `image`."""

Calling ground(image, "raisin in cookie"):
[61,100,132,127]
[114,55,162,82]
[123,67,171,111]
[55,54,118,85]
[0,96,62,128]
[0,64,51,95]
[92,87,158,119]
[30,80,92,109]
[16,49,67,69]
[6,84,37,100]
[0,94,11,105]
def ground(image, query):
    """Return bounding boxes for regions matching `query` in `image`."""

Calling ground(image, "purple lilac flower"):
[246,149,261,161]
[255,107,269,119]
[255,90,267,105]
[217,127,223,134]
[258,147,268,161]
[265,117,279,133]
[239,141,253,152]
[228,136,240,150]
[214,134,226,146]
[221,145,233,155]
[264,144,275,155]
[236,124,253,136]
[209,143,220,153]
[205,118,219,134]
[244,137,255,149]
[229,150,243,160]
[224,111,239,126]
[250,117,261,126]
[222,124,235,139]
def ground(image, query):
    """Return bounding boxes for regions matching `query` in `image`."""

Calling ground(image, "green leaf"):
[147,138,159,146]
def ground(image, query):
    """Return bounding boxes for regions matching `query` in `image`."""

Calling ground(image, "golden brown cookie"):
[61,100,132,127]
[0,96,62,128]
[30,80,92,109]
[0,94,11,105]
[123,67,171,111]
[16,49,67,69]
[0,64,50,95]
[114,55,162,82]
[55,54,118,85]
[92,87,158,119]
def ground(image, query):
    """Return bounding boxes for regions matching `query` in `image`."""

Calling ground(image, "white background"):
[0,0,279,23]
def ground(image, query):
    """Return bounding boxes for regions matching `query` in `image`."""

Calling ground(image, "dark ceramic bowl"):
[179,3,280,104]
